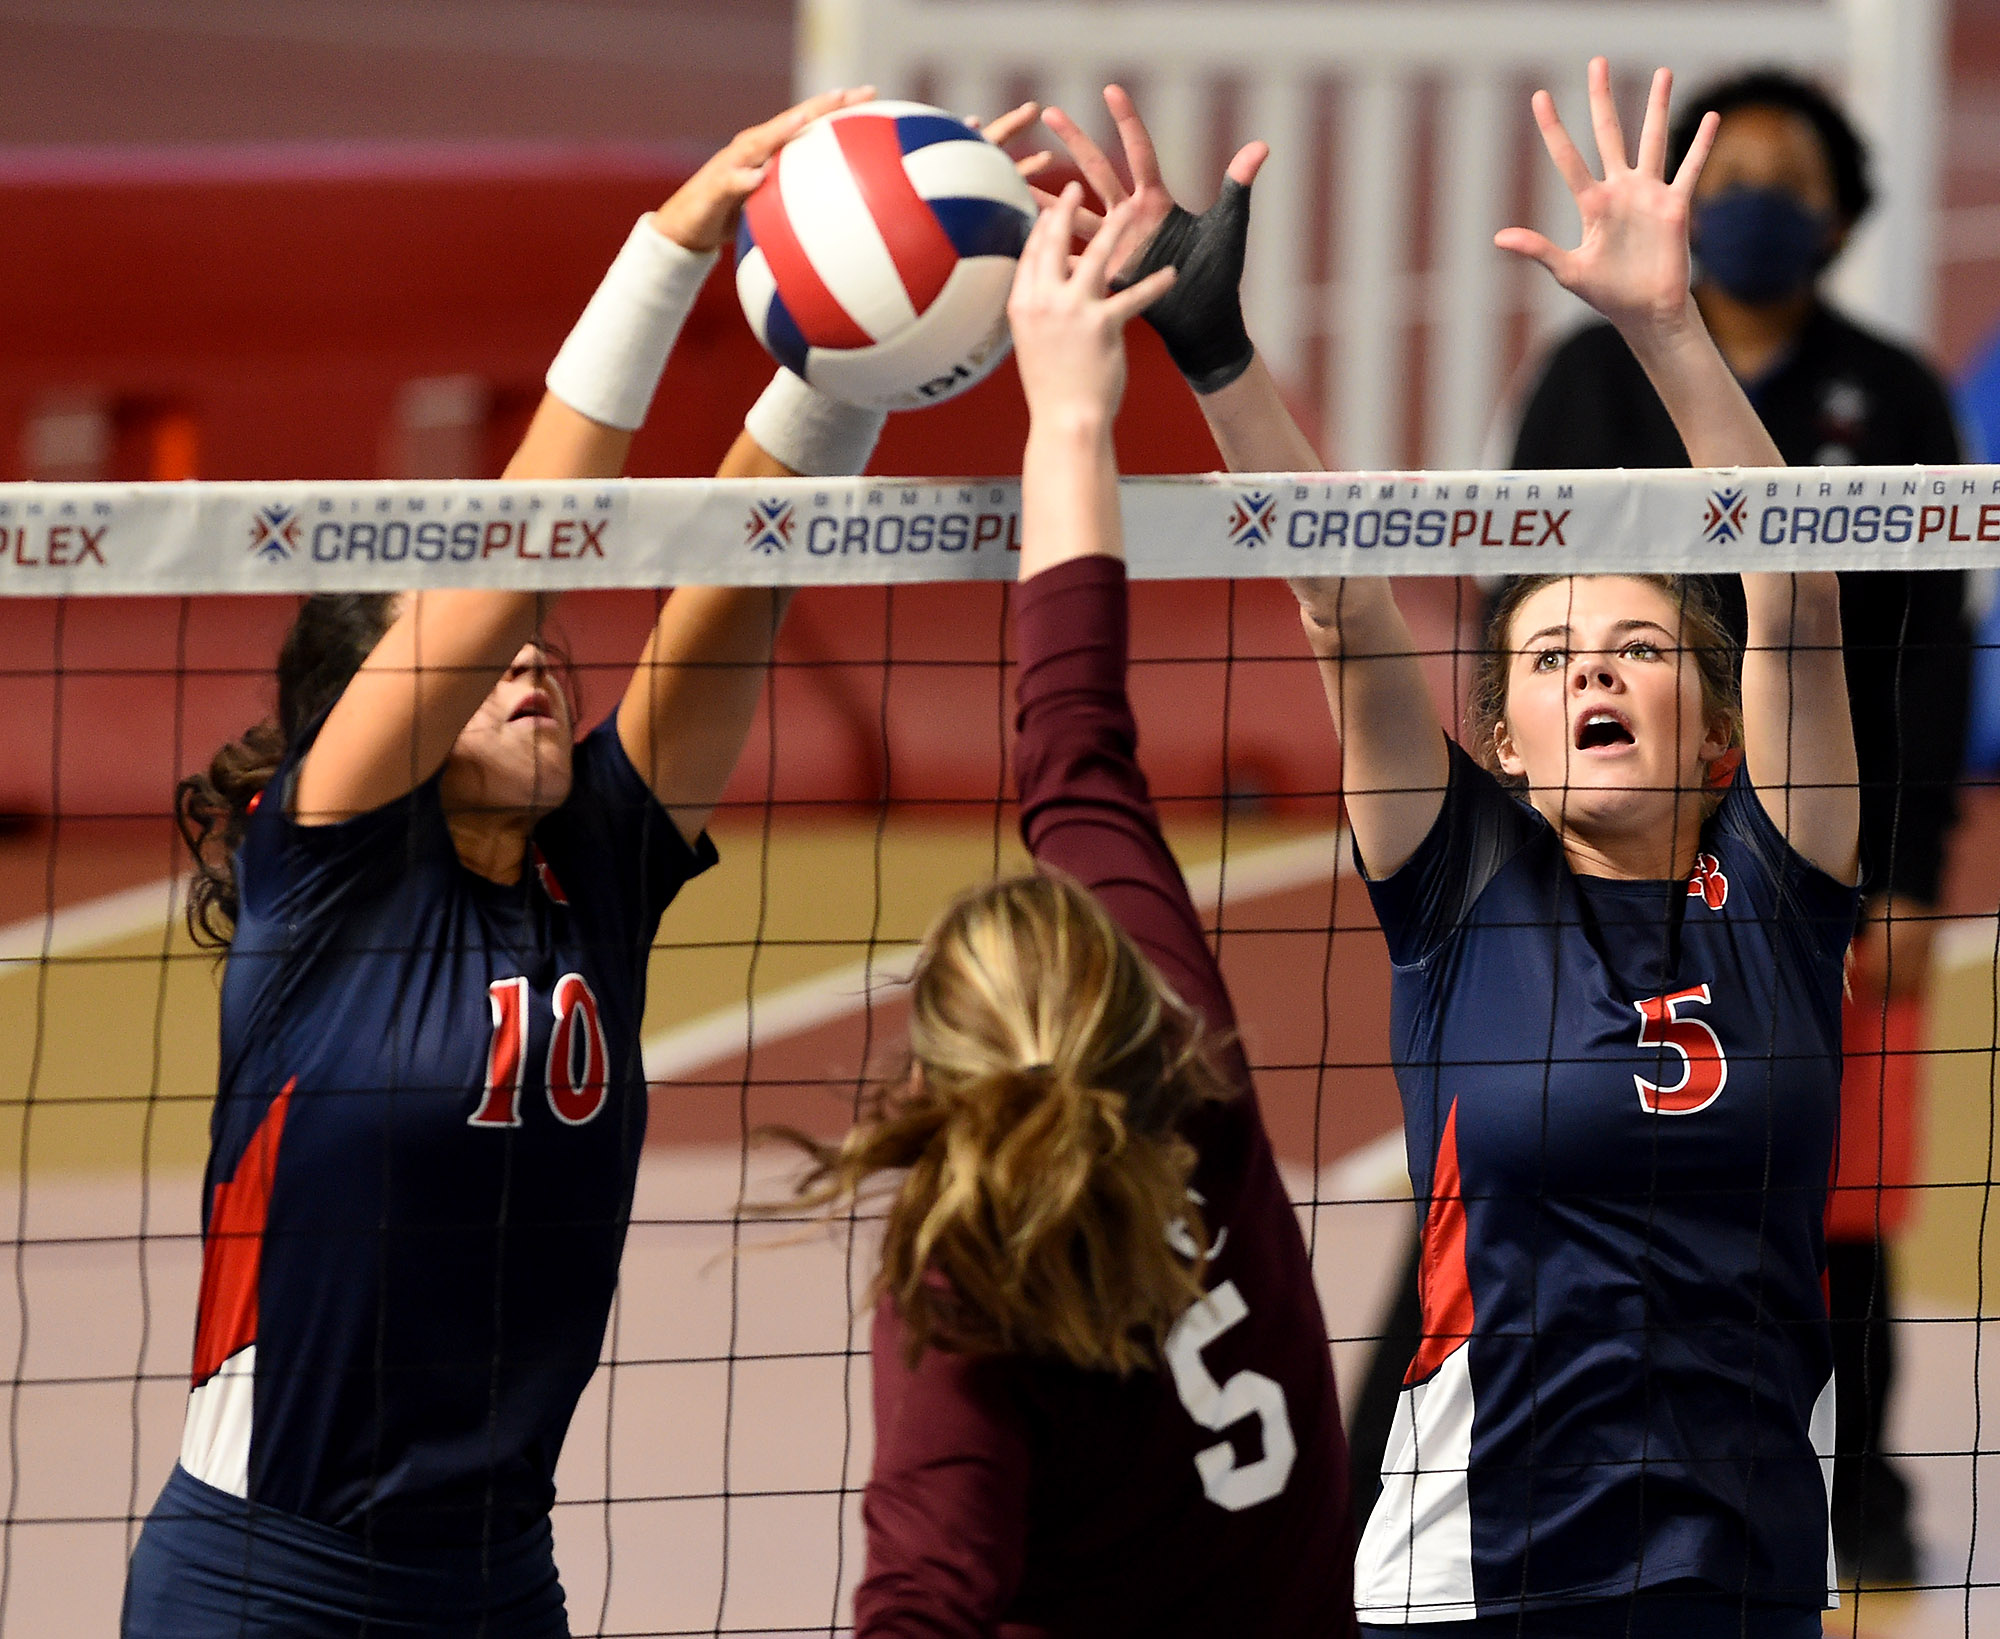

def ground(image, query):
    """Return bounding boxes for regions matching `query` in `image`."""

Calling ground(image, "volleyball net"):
[3,466,1997,1636]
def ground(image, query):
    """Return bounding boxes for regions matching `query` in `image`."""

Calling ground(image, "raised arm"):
[291,88,872,826]
[615,100,1050,844]
[1041,88,1448,876]
[1497,59,1859,881]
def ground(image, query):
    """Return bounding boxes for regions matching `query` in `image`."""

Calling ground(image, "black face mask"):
[1692,187,1833,305]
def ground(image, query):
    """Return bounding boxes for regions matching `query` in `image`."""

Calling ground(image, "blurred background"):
[6,2,2000,1634]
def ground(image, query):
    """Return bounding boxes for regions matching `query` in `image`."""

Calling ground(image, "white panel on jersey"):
[805,257,1015,411]
[1356,1344,1478,1624]
[900,139,1036,211]
[778,118,918,344]
[1813,1372,1840,1610]
[734,244,779,351]
[181,1344,256,1500]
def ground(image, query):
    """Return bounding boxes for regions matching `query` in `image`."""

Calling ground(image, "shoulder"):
[1360,740,1549,964]
[1705,767,1860,932]
[540,716,717,901]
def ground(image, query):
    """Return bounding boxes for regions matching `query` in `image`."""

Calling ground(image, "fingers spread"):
[1533,90,1597,197]
[1673,109,1721,196]
[1074,196,1138,291]
[1028,183,1105,236]
[1103,265,1176,326]
[1585,56,1628,175]
[1634,66,1673,179]
[1493,226,1564,275]
[1029,182,1083,281]
[981,100,1041,149]
[746,85,870,164]
[1044,104,1128,209]
[1227,140,1270,189]
[1103,84,1163,189]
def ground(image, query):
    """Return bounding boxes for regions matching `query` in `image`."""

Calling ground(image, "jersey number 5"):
[1632,983,1726,1115]
[1163,1279,1297,1511]
[469,974,609,1128]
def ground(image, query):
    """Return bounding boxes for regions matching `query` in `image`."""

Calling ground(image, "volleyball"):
[735,99,1037,411]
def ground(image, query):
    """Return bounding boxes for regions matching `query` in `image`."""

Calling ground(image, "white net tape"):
[7,466,2000,593]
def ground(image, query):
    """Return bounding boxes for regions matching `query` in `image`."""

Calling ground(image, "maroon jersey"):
[853,555,1358,1638]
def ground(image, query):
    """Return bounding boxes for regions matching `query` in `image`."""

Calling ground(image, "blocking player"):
[781,190,1359,1636]
[120,89,918,1639]
[1049,62,1858,1636]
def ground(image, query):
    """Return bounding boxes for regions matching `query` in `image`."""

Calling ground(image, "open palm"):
[1495,57,1719,335]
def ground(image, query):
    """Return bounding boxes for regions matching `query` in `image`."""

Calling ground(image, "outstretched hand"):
[1007,186,1176,426]
[1495,57,1719,338]
[1042,85,1267,391]
[652,86,877,254]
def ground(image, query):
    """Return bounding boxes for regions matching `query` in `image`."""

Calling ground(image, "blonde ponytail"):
[779,872,1229,1376]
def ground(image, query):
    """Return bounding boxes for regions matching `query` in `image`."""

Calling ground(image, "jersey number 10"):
[468,974,609,1128]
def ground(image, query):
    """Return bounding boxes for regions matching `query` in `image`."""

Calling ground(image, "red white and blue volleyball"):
[736,100,1037,410]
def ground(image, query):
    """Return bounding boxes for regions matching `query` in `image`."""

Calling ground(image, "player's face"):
[443,642,576,817]
[1494,577,1728,835]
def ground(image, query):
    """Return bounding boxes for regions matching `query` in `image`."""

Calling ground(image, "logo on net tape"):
[1228,491,1279,549]
[248,505,301,562]
[252,498,614,567]
[1702,487,1748,545]
[746,499,796,554]
[743,487,1020,558]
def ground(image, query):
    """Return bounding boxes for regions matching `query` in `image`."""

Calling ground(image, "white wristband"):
[545,216,716,430]
[744,370,889,477]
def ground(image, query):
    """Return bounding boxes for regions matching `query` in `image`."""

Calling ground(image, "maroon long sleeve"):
[855,556,1358,1639]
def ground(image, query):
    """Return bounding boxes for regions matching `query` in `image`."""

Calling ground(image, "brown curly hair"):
[174,595,400,948]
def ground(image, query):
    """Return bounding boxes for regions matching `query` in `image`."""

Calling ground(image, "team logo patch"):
[745,499,795,554]
[1687,851,1728,910]
[248,505,301,562]
[1228,490,1278,548]
[531,845,569,907]
[1701,487,1748,545]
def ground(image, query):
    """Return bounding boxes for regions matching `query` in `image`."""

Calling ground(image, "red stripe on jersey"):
[832,114,957,313]
[743,150,873,350]
[190,1078,293,1386]
[1406,1098,1475,1385]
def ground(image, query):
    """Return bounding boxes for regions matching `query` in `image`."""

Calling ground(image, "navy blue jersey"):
[1355,743,1856,1623]
[176,715,712,1549]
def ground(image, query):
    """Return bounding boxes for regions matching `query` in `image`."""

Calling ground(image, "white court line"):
[642,827,1350,1084]
[1317,1126,1411,1202]
[0,877,181,967]
[1937,915,2000,976]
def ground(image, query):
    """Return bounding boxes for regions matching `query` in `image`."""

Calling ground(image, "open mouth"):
[1574,708,1635,751]
[508,692,557,725]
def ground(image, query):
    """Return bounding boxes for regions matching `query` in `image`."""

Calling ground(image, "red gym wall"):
[0,152,1458,823]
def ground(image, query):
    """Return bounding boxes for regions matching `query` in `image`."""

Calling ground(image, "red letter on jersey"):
[546,972,608,1125]
[469,976,529,1127]
[1633,983,1727,1114]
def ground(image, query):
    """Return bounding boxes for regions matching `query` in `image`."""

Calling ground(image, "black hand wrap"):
[1111,177,1256,394]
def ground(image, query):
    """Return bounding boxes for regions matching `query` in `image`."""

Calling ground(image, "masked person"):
[1491,67,1967,1589]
